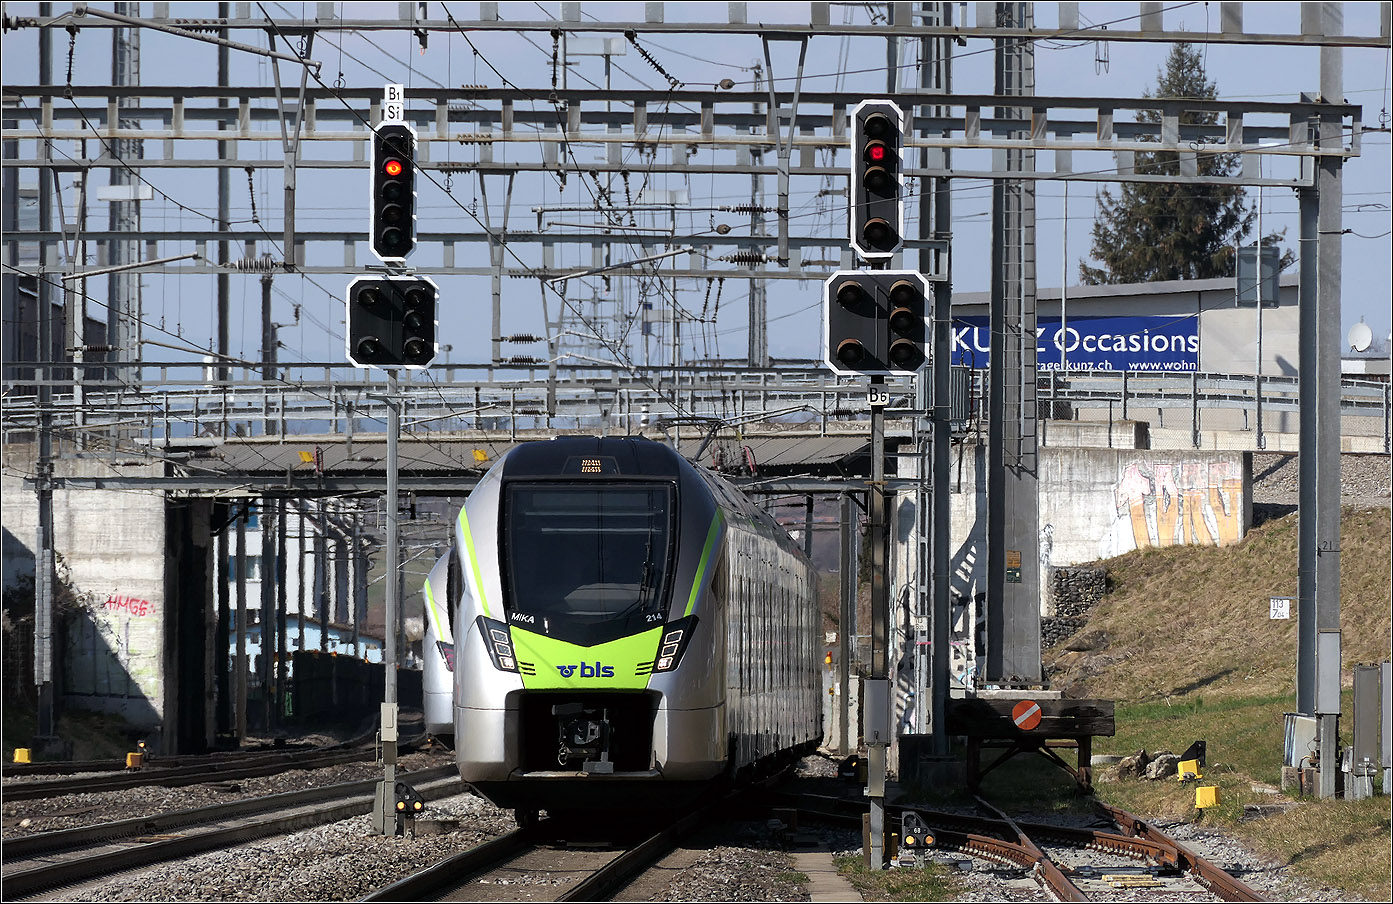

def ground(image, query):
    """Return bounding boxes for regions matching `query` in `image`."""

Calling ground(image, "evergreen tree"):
[1080,42,1293,285]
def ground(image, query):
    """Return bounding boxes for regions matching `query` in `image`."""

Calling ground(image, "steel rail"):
[2,773,468,899]
[1099,802,1264,902]
[362,826,540,901]
[1,746,374,802]
[788,790,1263,901]
[973,795,1088,901]
[558,804,712,902]
[367,767,783,901]
[2,746,314,778]
[2,765,457,861]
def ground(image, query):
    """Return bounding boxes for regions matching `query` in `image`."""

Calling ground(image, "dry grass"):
[1047,505,1392,901]
[1237,797,1391,901]
[1048,506,1391,704]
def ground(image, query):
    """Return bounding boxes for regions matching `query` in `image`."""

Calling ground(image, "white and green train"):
[440,435,821,822]
[420,552,457,741]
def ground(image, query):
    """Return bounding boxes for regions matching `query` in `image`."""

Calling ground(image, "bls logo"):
[556,662,615,678]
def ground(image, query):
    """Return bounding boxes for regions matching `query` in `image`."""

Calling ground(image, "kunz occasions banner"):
[950,315,1199,372]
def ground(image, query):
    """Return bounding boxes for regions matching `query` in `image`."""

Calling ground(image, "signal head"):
[850,101,904,259]
[836,338,867,367]
[371,124,417,262]
[836,279,866,309]
[863,112,894,141]
[346,276,437,369]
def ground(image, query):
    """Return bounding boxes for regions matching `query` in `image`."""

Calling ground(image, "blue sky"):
[4,2,1389,372]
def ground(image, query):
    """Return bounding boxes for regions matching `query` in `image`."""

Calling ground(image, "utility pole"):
[33,0,59,753]
[276,498,288,727]
[235,505,248,742]
[867,373,889,869]
[108,1,143,381]
[748,62,769,368]
[920,0,954,761]
[1296,2,1345,801]
[986,1,1042,685]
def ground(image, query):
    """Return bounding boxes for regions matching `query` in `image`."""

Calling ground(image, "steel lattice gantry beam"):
[7,3,1389,46]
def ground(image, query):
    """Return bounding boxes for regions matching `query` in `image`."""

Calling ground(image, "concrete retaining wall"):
[893,444,1249,694]
[3,451,170,731]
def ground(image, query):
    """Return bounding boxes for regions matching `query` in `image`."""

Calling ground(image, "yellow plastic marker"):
[13,748,31,764]
[126,752,143,769]
[1177,758,1203,781]
[1195,785,1219,808]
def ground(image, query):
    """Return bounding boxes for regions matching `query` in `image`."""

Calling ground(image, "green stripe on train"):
[457,507,492,619]
[685,510,725,617]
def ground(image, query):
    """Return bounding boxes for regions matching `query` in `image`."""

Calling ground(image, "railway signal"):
[849,100,904,260]
[899,810,935,867]
[345,275,438,369]
[822,270,929,376]
[370,123,418,262]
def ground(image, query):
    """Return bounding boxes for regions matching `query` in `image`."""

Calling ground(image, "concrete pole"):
[33,2,58,747]
[350,515,361,657]
[235,507,248,741]
[217,2,230,397]
[296,505,306,656]
[108,2,142,380]
[1312,5,1345,801]
[920,0,954,759]
[986,1,1041,684]
[838,493,855,758]
[867,379,888,869]
[261,273,275,434]
[276,498,288,727]
[316,512,328,652]
[260,500,275,732]
[215,507,230,738]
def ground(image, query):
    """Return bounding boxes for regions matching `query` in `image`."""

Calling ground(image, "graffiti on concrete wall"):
[103,594,155,617]
[65,590,161,706]
[1114,459,1243,552]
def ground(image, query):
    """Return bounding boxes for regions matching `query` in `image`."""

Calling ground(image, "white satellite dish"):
[1348,322,1373,353]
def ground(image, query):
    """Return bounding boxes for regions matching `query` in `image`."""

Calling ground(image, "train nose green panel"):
[509,626,664,690]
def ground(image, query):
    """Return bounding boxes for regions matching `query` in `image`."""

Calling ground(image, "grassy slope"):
[1044,505,1391,901]
[1048,506,1390,703]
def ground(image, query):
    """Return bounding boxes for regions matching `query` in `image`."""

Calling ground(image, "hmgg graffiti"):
[1114,460,1243,551]
[104,595,156,617]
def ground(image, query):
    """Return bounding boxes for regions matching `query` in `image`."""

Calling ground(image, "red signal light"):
[868,144,886,162]
[383,159,404,177]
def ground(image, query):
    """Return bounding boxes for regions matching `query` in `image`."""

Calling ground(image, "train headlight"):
[651,616,698,673]
[476,616,519,672]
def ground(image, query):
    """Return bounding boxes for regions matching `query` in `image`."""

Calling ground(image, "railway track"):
[365,802,712,902]
[2,765,462,900]
[781,789,1264,902]
[1,732,426,802]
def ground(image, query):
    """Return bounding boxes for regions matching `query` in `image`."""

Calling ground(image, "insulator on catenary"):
[720,204,776,215]
[501,334,543,344]
[722,251,767,265]
[500,356,543,365]
[226,256,278,272]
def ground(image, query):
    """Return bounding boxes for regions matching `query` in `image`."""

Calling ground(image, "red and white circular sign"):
[1012,699,1042,731]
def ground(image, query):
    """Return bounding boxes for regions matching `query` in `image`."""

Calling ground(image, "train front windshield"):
[503,484,675,644]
